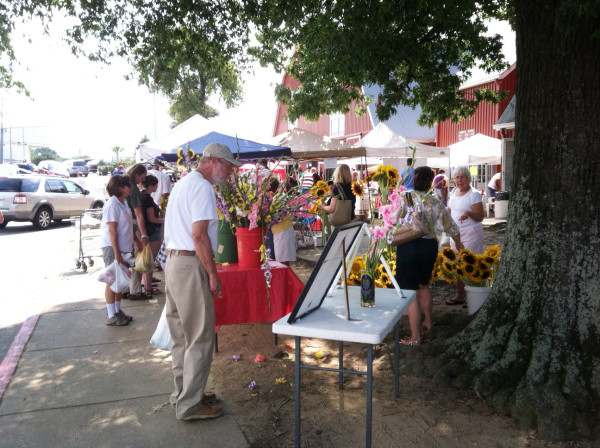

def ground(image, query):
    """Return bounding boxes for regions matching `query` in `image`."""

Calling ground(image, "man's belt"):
[166,249,196,256]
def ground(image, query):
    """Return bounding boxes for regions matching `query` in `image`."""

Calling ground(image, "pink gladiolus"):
[370,225,388,241]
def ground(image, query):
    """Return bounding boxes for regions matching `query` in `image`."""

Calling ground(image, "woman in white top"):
[446,166,485,305]
[100,175,140,325]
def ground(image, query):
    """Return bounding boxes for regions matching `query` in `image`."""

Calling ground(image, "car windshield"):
[0,178,40,192]
[74,161,86,166]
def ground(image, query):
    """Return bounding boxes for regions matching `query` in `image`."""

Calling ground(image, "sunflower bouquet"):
[432,245,501,287]
[367,164,399,203]
[346,245,396,288]
[309,180,331,241]
[176,146,200,168]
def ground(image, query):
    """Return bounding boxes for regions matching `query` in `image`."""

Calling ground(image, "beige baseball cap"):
[202,143,243,167]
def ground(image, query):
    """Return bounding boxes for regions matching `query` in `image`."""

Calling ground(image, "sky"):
[1,17,514,164]
[2,19,282,163]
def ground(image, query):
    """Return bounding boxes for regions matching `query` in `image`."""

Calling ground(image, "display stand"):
[273,222,416,448]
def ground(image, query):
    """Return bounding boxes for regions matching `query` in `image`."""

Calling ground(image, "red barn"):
[437,63,516,146]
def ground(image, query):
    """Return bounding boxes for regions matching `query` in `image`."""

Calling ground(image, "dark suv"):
[0,175,104,230]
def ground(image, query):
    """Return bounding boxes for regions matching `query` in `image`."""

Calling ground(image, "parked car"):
[0,175,104,230]
[37,160,70,178]
[85,159,100,173]
[14,163,39,173]
[65,159,89,177]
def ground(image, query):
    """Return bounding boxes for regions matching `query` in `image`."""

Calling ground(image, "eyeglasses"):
[217,158,233,170]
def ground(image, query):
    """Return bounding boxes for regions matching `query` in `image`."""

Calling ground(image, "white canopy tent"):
[353,122,448,159]
[449,133,501,167]
[270,128,365,160]
[138,114,218,161]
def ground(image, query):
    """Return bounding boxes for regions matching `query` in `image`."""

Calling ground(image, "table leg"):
[295,336,301,448]
[274,334,278,345]
[394,322,399,398]
[338,341,344,390]
[366,344,373,448]
[214,333,218,353]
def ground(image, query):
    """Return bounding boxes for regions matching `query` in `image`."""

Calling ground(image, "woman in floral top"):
[395,166,463,345]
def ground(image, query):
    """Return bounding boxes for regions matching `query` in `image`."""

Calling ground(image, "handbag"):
[390,192,427,246]
[329,184,353,226]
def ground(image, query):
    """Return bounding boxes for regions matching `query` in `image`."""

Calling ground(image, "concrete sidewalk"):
[0,268,249,448]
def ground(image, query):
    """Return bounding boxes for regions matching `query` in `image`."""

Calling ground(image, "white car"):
[0,174,104,230]
[37,160,70,178]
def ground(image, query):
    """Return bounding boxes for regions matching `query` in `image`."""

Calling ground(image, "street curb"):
[0,314,40,399]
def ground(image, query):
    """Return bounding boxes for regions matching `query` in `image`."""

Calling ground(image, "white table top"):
[272,286,416,344]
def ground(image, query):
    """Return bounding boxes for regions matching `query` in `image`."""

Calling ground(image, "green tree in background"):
[111,145,123,161]
[30,147,62,165]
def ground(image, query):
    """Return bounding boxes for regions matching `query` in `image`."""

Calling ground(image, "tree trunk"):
[440,0,600,440]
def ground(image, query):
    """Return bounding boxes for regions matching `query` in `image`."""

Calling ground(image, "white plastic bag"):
[97,261,116,284]
[150,305,172,351]
[110,261,132,293]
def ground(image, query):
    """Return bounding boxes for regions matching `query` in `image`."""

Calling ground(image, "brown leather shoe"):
[182,403,223,421]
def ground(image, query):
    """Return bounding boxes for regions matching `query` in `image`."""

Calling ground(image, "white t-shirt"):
[164,171,218,253]
[448,187,482,229]
[100,196,134,252]
[487,172,501,190]
[148,169,173,204]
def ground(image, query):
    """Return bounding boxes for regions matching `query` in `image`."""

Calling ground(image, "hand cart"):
[75,208,103,272]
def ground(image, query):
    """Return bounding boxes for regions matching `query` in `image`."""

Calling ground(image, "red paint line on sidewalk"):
[0,314,40,399]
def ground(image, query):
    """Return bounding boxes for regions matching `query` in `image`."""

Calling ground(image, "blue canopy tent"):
[161,132,291,162]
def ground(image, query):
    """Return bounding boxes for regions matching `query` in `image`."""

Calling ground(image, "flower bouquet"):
[366,164,399,204]
[432,245,501,287]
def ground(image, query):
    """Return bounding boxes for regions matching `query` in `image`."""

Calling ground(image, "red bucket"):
[235,227,263,269]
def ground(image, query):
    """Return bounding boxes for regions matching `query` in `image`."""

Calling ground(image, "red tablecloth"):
[214,262,304,326]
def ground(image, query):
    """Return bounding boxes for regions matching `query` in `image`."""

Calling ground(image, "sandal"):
[445,299,466,305]
[400,338,421,346]
[144,287,161,295]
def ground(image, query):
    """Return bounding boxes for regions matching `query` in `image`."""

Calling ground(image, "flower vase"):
[360,272,375,307]
[465,285,492,315]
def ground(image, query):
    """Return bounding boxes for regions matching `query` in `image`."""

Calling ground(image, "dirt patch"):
[209,223,591,447]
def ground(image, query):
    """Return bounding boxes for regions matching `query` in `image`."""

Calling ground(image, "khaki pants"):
[129,222,143,294]
[165,253,215,419]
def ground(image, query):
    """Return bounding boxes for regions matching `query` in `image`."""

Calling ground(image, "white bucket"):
[495,200,508,219]
[465,286,491,315]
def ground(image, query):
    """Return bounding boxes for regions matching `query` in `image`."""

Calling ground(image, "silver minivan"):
[0,175,104,230]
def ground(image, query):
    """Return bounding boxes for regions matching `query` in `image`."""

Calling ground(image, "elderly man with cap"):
[148,156,172,208]
[163,142,242,421]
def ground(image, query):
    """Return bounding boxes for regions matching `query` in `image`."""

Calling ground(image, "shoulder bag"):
[329,184,353,226]
[390,192,427,246]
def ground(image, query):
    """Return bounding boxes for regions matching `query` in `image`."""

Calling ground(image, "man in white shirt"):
[163,142,242,421]
[148,157,172,207]
[487,172,502,198]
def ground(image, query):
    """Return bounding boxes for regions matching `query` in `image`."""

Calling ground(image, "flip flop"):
[400,338,421,346]
[445,299,466,305]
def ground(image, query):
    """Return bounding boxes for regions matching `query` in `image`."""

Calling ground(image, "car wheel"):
[0,221,7,229]
[33,207,52,230]
[92,201,103,209]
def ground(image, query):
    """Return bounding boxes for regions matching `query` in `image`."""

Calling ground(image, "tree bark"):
[440,0,600,441]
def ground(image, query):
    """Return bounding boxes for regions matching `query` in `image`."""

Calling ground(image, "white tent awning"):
[270,128,365,159]
[138,115,215,161]
[449,133,501,167]
[353,122,448,159]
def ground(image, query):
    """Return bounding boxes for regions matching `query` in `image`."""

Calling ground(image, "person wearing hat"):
[163,142,242,421]
[148,156,172,208]
[111,164,125,176]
